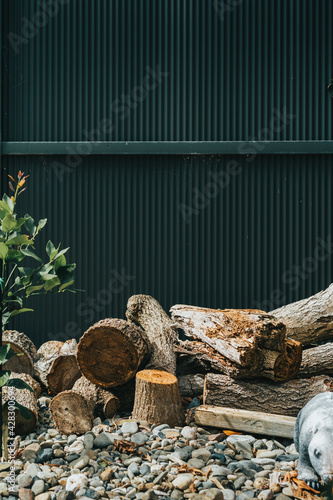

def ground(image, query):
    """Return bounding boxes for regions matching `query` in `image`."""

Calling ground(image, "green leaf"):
[2,312,11,328]
[5,378,34,392]
[0,200,11,219]
[0,344,12,363]
[26,284,44,296]
[0,242,9,260]
[18,267,34,276]
[14,218,27,230]
[59,280,74,292]
[0,370,11,388]
[54,254,66,271]
[2,214,17,233]
[24,216,36,235]
[20,248,43,262]
[44,277,61,291]
[9,308,34,317]
[6,249,24,264]
[46,240,56,257]
[7,235,32,246]
[37,218,47,230]
[3,194,13,212]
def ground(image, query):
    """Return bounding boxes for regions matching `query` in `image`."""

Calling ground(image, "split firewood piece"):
[50,376,119,435]
[170,305,302,381]
[203,373,333,417]
[77,318,149,388]
[132,369,185,427]
[34,339,81,394]
[2,372,41,434]
[270,283,333,346]
[2,330,37,376]
[126,295,179,374]
[298,342,333,377]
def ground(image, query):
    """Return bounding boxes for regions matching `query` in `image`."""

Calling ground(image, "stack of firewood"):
[3,284,333,437]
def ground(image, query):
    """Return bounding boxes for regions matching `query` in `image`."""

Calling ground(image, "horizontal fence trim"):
[3,141,333,155]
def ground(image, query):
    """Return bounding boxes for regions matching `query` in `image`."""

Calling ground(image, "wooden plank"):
[195,405,296,439]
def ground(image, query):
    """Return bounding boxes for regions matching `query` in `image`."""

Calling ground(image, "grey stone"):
[152,424,170,435]
[128,462,139,476]
[131,433,149,445]
[258,491,274,500]
[31,480,45,496]
[192,448,212,462]
[17,474,33,488]
[236,492,257,500]
[199,489,223,499]
[83,433,95,450]
[172,473,194,490]
[36,448,53,463]
[234,476,247,489]
[67,435,77,445]
[140,464,151,476]
[221,489,236,500]
[275,495,294,500]
[181,426,197,440]
[275,454,299,462]
[70,454,90,470]
[227,435,256,446]
[121,421,138,434]
[93,432,118,449]
[187,458,205,469]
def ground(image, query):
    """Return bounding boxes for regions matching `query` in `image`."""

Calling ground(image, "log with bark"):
[77,318,149,388]
[270,283,333,346]
[132,369,185,427]
[2,372,41,435]
[34,339,81,393]
[126,294,179,374]
[298,342,333,377]
[2,330,37,376]
[203,373,333,417]
[50,376,119,435]
[170,305,302,381]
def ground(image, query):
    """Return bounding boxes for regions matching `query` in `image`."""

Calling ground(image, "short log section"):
[132,369,185,427]
[2,330,37,376]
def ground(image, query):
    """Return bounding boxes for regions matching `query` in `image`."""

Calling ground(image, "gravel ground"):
[0,394,316,500]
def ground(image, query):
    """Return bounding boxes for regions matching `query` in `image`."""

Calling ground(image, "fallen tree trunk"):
[2,330,37,376]
[132,369,185,427]
[126,295,179,374]
[50,376,119,435]
[2,372,40,434]
[77,318,149,388]
[270,283,333,346]
[203,373,333,417]
[171,305,302,381]
[298,342,333,377]
[34,339,81,393]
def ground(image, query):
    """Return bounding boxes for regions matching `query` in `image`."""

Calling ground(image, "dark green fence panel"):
[2,0,332,142]
[1,154,332,347]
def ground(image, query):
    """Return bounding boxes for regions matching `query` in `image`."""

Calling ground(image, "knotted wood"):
[171,305,302,381]
[77,318,149,388]
[2,330,37,376]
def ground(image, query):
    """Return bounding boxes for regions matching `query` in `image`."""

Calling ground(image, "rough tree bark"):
[2,372,41,434]
[77,318,149,388]
[203,373,333,417]
[34,339,81,393]
[170,305,302,381]
[2,330,37,376]
[132,369,185,427]
[50,376,119,435]
[126,295,179,375]
[298,342,333,377]
[270,283,333,346]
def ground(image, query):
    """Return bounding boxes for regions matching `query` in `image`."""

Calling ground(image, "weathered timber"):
[50,376,119,435]
[126,295,179,374]
[195,405,296,439]
[2,372,40,434]
[270,283,333,346]
[2,330,37,376]
[132,369,185,427]
[177,374,205,397]
[298,342,333,377]
[34,339,81,393]
[171,305,302,381]
[203,373,333,417]
[77,318,149,388]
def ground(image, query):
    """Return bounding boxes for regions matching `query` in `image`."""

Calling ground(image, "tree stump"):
[50,376,119,435]
[2,330,37,376]
[2,372,40,435]
[34,339,81,393]
[77,318,149,388]
[132,369,185,427]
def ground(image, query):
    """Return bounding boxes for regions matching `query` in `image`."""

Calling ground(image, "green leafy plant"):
[1,343,33,460]
[0,171,76,331]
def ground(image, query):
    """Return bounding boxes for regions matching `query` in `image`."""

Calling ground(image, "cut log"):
[270,283,333,346]
[2,372,40,435]
[2,330,37,376]
[195,405,296,439]
[34,339,81,394]
[203,373,333,417]
[132,369,185,427]
[126,295,179,374]
[171,305,302,381]
[77,318,149,388]
[298,342,333,377]
[177,374,205,397]
[50,376,119,435]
